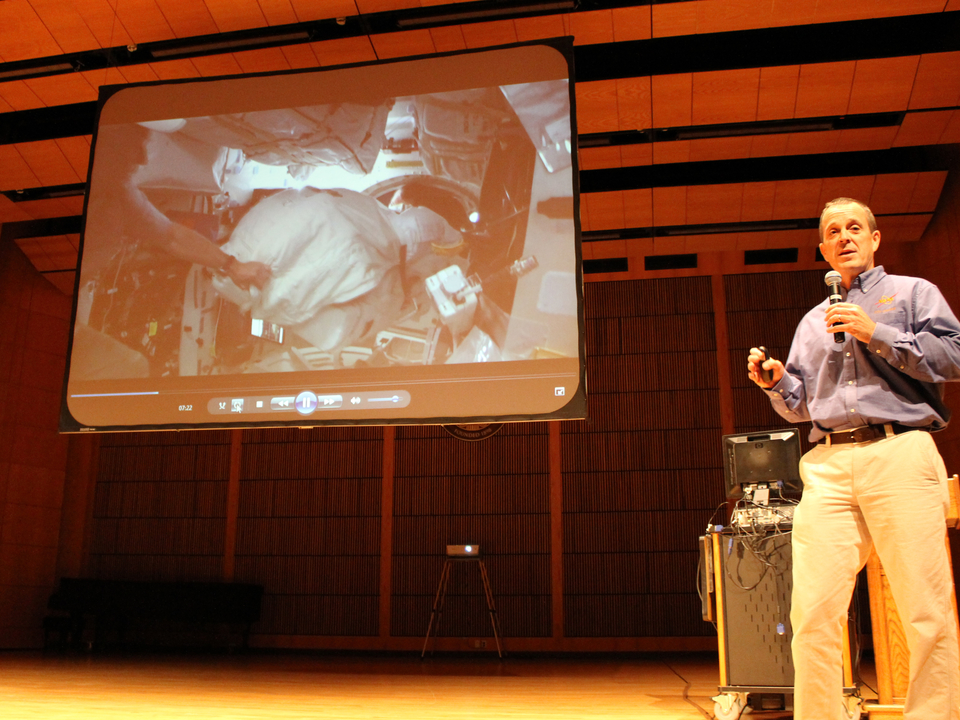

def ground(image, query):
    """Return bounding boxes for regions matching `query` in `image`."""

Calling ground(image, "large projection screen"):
[61,40,585,432]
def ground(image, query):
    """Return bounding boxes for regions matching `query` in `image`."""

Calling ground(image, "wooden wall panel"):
[561,276,722,638]
[724,269,823,437]
[234,426,383,637]
[88,430,231,583]
[391,423,551,639]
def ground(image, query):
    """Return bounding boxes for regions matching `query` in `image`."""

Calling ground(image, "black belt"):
[819,423,917,446]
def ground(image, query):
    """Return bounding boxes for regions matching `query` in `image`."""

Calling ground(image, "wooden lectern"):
[864,474,960,719]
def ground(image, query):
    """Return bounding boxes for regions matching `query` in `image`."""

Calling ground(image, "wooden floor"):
[0,650,878,719]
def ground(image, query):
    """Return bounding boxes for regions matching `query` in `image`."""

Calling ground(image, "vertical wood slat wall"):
[391,423,552,639]
[90,430,231,582]
[233,427,383,637]
[561,277,724,638]
[724,270,823,442]
[86,274,749,646]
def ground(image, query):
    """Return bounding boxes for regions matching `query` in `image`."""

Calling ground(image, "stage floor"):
[0,650,877,719]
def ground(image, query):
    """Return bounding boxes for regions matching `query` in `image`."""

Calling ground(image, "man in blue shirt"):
[747,197,960,720]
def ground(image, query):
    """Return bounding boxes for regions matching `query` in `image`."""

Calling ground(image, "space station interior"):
[73,79,578,381]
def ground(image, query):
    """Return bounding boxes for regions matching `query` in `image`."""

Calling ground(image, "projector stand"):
[421,557,504,659]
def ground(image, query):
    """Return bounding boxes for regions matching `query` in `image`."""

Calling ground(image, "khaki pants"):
[792,430,960,720]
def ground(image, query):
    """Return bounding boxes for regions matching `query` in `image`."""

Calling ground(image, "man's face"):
[819,202,881,287]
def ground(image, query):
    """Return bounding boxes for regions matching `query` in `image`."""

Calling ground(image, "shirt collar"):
[851,265,886,293]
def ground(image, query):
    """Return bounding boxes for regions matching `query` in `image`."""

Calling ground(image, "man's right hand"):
[747,347,784,389]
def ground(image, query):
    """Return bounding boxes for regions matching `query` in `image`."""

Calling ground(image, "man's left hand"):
[824,302,876,344]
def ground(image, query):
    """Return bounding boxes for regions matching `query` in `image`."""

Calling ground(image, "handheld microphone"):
[824,270,845,343]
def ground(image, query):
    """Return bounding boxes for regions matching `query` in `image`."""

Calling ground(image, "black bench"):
[46,577,263,650]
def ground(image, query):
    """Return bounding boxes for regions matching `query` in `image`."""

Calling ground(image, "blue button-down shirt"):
[766,266,960,442]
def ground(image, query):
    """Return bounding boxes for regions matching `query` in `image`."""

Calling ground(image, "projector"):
[446,544,480,557]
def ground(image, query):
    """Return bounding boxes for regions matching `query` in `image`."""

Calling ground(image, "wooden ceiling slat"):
[784,130,839,159]
[877,213,934,243]
[0,90,15,113]
[28,0,103,54]
[869,172,920,216]
[949,0,960,10]
[565,10,615,46]
[279,44,322,69]
[310,37,378,67]
[771,178,823,220]
[909,52,960,110]
[739,180,777,222]
[687,137,753,164]
[650,1,699,39]
[685,183,744,226]
[769,0,820,31]
[0,194,32,224]
[941,110,960,144]
[652,185,687,226]
[115,63,161,84]
[587,238,629,259]
[428,26,467,53]
[0,80,45,112]
[15,238,53,271]
[652,140,690,165]
[692,68,760,125]
[369,29,435,59]
[9,196,80,220]
[190,53,245,76]
[581,191,625,231]
[71,0,137,50]
[749,134,793,160]
[847,56,919,115]
[149,59,202,81]
[835,126,899,154]
[897,214,933,243]
[0,2,65,62]
[765,228,817,248]
[256,0,301,27]
[620,144,652,168]
[575,79,619,135]
[652,235,685,255]
[696,0,776,35]
[54,136,92,182]
[460,20,518,49]
[622,188,653,229]
[651,73,692,128]
[893,110,955,147]
[757,65,800,121]
[818,0,946,23]
[908,171,948,213]
[114,0,177,44]
[233,47,293,74]
[817,176,877,214]
[513,15,566,43]
[615,77,651,132]
[0,145,43,192]
[578,147,622,172]
[15,139,82,186]
[795,61,856,118]
[611,6,652,43]
[201,0,269,34]
[356,0,419,13]
[688,233,737,253]
[152,0,219,38]
[289,0,358,23]
[22,73,98,107]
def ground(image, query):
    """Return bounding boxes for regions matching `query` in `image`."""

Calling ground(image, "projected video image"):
[63,42,584,430]
[73,82,574,382]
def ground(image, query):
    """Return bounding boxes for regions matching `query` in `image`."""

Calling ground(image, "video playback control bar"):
[207,390,411,416]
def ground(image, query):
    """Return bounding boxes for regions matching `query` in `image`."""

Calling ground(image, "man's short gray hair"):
[819,197,878,240]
